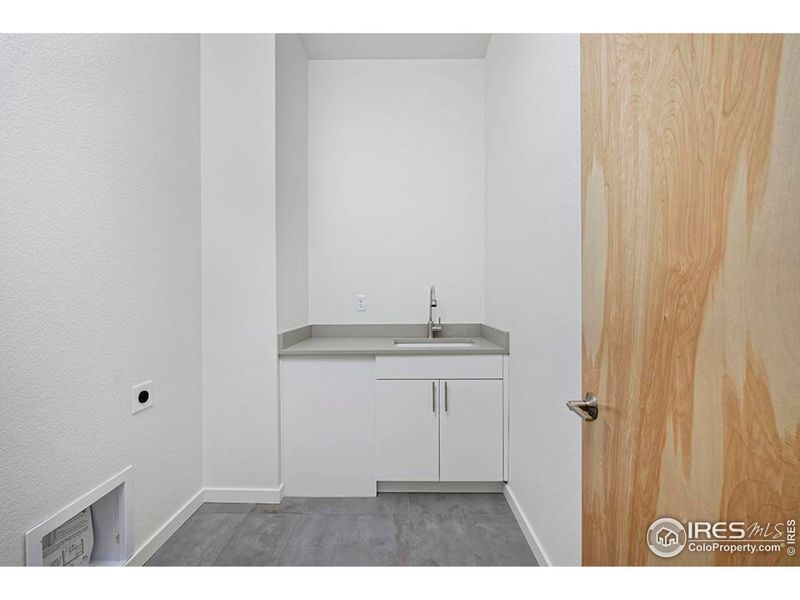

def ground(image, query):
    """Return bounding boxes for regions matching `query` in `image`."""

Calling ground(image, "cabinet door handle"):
[444,381,448,413]
[432,381,436,413]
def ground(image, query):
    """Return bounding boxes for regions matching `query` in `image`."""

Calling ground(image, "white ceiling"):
[298,34,491,60]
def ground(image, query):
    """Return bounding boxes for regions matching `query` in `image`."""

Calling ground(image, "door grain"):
[581,34,800,566]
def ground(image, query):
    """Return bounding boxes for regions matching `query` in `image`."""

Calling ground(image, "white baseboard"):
[203,485,284,504]
[126,489,204,567]
[503,484,552,566]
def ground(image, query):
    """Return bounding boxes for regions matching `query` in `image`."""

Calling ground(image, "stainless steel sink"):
[393,338,476,349]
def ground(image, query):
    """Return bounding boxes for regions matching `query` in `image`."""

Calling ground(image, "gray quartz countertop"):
[278,324,509,356]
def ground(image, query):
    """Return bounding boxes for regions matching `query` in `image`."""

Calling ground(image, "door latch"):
[566,393,598,421]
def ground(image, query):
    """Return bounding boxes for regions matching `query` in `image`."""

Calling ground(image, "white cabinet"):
[281,353,507,495]
[439,379,503,481]
[375,380,439,481]
[375,376,503,482]
[375,354,503,379]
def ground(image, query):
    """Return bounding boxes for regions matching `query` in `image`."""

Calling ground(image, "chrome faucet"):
[427,285,442,339]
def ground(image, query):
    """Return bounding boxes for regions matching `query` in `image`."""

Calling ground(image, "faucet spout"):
[427,285,442,339]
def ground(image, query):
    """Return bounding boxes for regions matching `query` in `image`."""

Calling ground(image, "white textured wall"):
[201,34,280,491]
[484,34,582,565]
[276,34,309,331]
[0,35,202,565]
[308,60,485,324]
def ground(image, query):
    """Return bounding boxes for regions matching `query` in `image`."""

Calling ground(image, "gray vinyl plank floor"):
[145,493,537,567]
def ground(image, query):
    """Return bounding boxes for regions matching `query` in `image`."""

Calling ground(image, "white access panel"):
[25,466,133,566]
[439,380,503,481]
[281,356,377,496]
[376,379,440,481]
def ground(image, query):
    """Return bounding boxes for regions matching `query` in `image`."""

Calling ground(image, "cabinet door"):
[376,380,439,481]
[439,379,503,481]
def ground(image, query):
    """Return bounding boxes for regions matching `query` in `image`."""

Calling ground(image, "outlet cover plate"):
[131,380,153,415]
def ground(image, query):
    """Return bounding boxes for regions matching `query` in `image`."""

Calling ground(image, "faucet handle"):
[432,316,443,334]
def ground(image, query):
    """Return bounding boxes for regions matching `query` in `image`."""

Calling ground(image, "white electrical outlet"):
[131,380,153,415]
[355,294,367,312]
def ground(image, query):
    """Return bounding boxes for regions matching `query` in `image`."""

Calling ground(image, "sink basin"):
[393,338,476,349]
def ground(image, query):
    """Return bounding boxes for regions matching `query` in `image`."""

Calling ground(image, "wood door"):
[439,380,503,481]
[376,380,439,481]
[581,34,800,566]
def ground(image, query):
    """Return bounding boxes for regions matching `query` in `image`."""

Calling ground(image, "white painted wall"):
[0,35,202,565]
[276,34,309,331]
[484,34,582,566]
[201,34,280,492]
[307,59,485,324]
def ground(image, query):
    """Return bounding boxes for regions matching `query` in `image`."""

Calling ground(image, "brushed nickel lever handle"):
[566,393,598,421]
